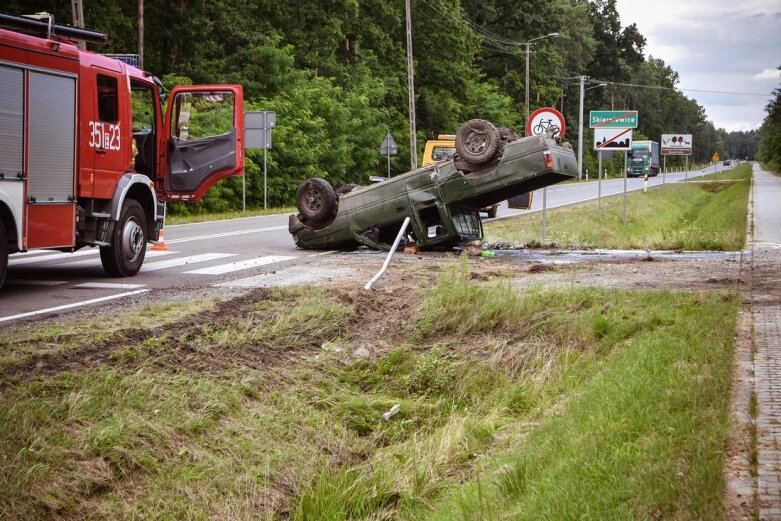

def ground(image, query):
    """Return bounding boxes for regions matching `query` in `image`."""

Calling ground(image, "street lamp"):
[522,32,558,131]
[578,79,606,180]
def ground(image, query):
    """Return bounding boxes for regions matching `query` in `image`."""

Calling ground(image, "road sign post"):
[379,132,398,178]
[245,111,276,210]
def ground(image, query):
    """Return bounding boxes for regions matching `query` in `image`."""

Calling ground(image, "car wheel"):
[296,178,338,222]
[336,183,361,196]
[456,119,502,165]
[100,199,146,277]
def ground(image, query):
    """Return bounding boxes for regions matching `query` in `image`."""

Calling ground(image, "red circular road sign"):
[526,107,566,139]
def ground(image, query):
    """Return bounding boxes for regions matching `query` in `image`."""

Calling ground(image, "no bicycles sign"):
[526,107,566,139]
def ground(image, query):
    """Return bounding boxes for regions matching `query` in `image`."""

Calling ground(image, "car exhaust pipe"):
[364,217,411,291]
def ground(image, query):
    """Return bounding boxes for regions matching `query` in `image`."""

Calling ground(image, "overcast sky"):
[614,0,781,132]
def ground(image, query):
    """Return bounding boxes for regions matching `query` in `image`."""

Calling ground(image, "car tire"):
[296,178,338,222]
[100,199,146,277]
[456,119,502,165]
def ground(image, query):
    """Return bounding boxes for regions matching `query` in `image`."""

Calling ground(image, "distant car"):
[288,119,577,251]
[723,160,730,166]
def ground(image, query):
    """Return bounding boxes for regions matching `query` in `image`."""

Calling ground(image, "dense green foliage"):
[758,67,781,171]
[1,0,769,208]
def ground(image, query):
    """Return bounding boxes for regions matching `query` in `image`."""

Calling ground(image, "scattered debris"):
[382,404,401,421]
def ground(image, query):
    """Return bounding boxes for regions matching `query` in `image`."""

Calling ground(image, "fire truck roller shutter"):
[0,64,25,251]
[28,71,76,203]
[26,70,77,249]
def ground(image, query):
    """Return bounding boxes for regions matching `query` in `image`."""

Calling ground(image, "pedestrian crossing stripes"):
[183,255,296,275]
[140,253,237,272]
[6,248,307,286]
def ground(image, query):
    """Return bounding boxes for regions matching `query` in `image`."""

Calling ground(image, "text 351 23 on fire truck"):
[0,13,245,287]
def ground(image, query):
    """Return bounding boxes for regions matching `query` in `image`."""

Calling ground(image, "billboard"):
[661,134,692,155]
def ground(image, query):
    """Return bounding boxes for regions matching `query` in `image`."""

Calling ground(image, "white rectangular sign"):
[661,134,692,155]
[594,127,633,151]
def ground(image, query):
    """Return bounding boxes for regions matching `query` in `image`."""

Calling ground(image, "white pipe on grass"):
[364,217,411,290]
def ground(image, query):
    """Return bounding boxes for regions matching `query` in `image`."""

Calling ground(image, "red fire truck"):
[0,13,245,286]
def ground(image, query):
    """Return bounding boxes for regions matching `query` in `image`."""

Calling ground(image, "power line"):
[595,80,772,97]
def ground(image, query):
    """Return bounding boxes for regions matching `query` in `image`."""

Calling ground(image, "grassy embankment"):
[485,163,751,250]
[0,259,737,519]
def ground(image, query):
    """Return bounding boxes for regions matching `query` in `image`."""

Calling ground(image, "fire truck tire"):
[455,119,502,165]
[0,224,7,288]
[100,199,147,277]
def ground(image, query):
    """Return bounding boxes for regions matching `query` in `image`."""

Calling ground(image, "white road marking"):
[10,250,59,258]
[4,279,68,286]
[59,249,176,269]
[183,255,297,275]
[8,248,102,265]
[140,253,236,272]
[0,289,150,323]
[73,282,147,289]
[8,247,174,267]
[166,226,288,245]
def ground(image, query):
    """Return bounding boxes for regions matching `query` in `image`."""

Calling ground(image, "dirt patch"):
[0,250,749,384]
[0,288,275,380]
[697,181,735,193]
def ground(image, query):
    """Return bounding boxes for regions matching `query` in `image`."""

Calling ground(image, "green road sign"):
[589,110,638,129]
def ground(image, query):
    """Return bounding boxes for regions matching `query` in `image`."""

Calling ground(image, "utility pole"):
[578,75,585,181]
[137,0,144,69]
[404,0,417,169]
[524,41,530,127]
[71,0,85,50]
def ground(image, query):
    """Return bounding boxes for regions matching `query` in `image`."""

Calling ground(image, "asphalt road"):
[0,162,732,324]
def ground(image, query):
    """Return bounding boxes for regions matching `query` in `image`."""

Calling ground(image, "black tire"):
[296,178,338,222]
[485,206,498,219]
[455,119,502,165]
[100,199,147,277]
[0,223,7,288]
[336,183,361,196]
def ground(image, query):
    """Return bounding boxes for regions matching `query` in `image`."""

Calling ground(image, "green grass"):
[0,262,738,519]
[165,206,296,225]
[485,164,751,250]
[0,300,215,371]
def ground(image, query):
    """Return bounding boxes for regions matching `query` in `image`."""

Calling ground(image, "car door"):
[162,85,244,201]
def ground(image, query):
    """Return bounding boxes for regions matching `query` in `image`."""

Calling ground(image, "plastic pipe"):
[364,217,411,290]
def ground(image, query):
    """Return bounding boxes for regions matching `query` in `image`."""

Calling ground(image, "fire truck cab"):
[0,14,245,286]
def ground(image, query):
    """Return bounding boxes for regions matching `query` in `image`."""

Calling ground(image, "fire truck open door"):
[162,85,244,201]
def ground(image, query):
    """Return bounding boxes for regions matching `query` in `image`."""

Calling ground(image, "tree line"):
[2,0,778,213]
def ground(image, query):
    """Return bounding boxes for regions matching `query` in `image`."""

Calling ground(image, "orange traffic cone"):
[151,229,169,251]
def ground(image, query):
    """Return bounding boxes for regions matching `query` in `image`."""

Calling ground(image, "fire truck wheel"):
[455,119,502,165]
[0,223,7,288]
[100,200,147,277]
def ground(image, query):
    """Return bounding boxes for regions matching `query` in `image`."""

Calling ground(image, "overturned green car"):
[288,119,577,250]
